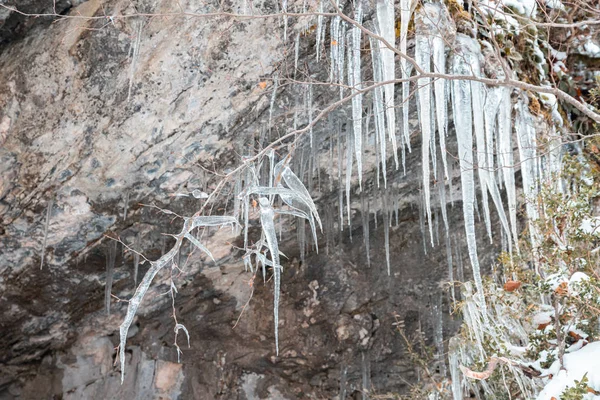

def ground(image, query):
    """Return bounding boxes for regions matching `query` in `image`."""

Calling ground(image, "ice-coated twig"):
[119,216,234,383]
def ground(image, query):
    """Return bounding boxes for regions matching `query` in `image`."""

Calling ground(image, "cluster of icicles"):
[320,0,560,305]
[118,0,564,388]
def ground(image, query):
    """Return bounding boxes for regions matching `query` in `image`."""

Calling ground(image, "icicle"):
[400,0,414,157]
[298,217,306,262]
[484,87,513,251]
[233,174,242,230]
[446,234,456,307]
[433,296,446,377]
[361,350,371,400]
[449,337,464,400]
[382,189,391,275]
[377,0,398,169]
[415,21,434,246]
[330,8,341,83]
[394,194,399,227]
[105,241,117,315]
[418,186,427,255]
[340,363,347,400]
[269,74,279,132]
[516,96,540,252]
[452,35,486,315]
[345,128,353,227]
[360,190,371,268]
[308,83,314,146]
[258,197,281,355]
[294,33,300,75]
[123,192,129,221]
[369,35,387,188]
[455,236,465,284]
[282,0,288,42]
[434,207,440,246]
[350,5,363,188]
[338,127,344,231]
[433,27,450,179]
[498,87,519,252]
[40,198,53,270]
[337,22,346,100]
[315,0,324,62]
[438,166,449,235]
[133,232,140,286]
[472,79,493,242]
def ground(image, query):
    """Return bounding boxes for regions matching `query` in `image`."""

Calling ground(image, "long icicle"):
[350,5,363,188]
[400,0,414,158]
[370,34,387,187]
[377,0,398,169]
[498,87,519,252]
[484,86,513,251]
[472,78,493,242]
[452,34,487,317]
[415,10,434,246]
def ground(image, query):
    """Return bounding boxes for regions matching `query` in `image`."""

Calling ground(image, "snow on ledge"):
[537,342,600,399]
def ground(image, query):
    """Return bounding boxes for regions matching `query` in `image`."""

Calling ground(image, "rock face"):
[0,0,498,398]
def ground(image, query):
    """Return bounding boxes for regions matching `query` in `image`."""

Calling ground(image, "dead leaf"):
[504,280,521,292]
[258,81,267,90]
[555,282,568,296]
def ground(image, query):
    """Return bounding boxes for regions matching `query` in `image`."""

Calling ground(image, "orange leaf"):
[258,81,267,90]
[504,280,521,292]
[331,40,338,45]
[555,282,568,296]
[537,322,550,330]
[568,331,582,340]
